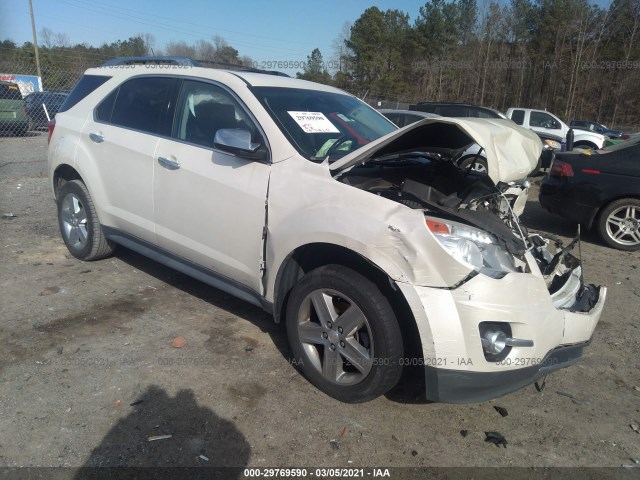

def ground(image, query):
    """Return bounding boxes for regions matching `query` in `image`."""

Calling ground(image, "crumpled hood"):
[330,117,543,184]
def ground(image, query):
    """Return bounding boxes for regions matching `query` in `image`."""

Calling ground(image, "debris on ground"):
[535,375,547,392]
[3,213,17,218]
[199,454,209,461]
[485,431,508,448]
[411,450,418,456]
[329,440,339,451]
[171,336,187,348]
[147,434,172,442]
[340,426,348,437]
[460,430,469,437]
[114,400,121,408]
[493,406,509,417]
[556,391,575,399]
[245,346,254,352]
[631,424,640,434]
[130,400,143,406]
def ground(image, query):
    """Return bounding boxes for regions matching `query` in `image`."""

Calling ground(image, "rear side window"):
[511,110,525,125]
[100,77,179,136]
[59,75,111,113]
[0,83,22,100]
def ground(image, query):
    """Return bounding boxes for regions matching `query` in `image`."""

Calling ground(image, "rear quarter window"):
[58,75,111,113]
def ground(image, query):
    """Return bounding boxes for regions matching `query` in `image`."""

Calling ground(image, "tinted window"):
[173,80,260,149]
[470,107,500,118]
[414,103,438,113]
[95,89,117,122]
[530,111,560,129]
[0,83,22,100]
[438,105,469,117]
[109,77,178,136]
[58,75,110,113]
[511,110,525,125]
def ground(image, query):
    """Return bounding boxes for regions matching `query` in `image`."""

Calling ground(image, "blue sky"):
[1,0,613,73]
[1,1,427,66]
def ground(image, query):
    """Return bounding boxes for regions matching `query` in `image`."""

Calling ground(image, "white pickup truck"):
[506,107,606,150]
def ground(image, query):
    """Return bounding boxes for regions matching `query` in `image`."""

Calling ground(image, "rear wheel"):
[597,198,640,251]
[57,180,115,260]
[286,265,404,403]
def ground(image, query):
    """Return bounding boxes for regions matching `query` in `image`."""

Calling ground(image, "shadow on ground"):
[73,385,250,478]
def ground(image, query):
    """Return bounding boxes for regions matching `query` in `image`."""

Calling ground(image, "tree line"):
[321,0,639,129]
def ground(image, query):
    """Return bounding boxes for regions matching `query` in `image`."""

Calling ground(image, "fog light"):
[482,329,507,355]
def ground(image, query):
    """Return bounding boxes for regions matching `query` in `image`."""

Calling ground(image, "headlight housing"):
[426,218,517,278]
[544,139,562,150]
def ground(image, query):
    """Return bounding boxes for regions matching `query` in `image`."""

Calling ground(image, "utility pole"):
[28,0,42,79]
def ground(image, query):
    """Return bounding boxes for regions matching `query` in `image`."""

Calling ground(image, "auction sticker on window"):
[288,111,340,133]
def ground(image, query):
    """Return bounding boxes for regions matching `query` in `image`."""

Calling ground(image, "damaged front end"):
[330,118,606,402]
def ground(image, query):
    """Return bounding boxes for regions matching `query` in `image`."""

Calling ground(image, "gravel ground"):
[0,133,639,474]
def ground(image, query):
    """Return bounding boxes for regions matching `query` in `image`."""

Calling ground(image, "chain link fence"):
[1,61,86,137]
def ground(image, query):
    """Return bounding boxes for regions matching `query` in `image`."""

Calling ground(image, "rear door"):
[82,76,179,243]
[153,79,271,293]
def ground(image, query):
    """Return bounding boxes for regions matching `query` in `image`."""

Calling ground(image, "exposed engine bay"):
[338,151,600,312]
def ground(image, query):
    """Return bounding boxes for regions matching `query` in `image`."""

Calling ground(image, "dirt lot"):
[0,133,639,473]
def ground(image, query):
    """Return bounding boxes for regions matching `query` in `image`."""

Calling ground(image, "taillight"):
[581,168,600,175]
[550,159,574,177]
[47,118,56,144]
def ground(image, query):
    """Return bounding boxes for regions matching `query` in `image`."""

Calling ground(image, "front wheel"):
[597,198,640,251]
[286,265,404,403]
[459,156,488,174]
[57,179,115,260]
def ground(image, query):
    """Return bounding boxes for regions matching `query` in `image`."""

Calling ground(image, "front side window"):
[101,77,178,136]
[173,80,260,149]
[530,111,560,129]
[252,87,396,161]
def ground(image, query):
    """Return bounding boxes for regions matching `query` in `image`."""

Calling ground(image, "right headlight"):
[426,218,518,278]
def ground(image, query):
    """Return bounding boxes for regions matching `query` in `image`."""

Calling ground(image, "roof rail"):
[101,56,200,67]
[194,59,290,77]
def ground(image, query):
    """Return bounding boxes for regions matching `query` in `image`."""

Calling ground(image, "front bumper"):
[397,250,607,403]
[424,339,589,403]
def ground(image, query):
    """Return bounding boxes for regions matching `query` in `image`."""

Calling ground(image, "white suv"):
[48,58,606,403]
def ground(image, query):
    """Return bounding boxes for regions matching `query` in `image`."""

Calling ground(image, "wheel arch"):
[272,242,423,361]
[53,164,83,199]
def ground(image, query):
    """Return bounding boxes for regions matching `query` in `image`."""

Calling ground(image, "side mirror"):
[213,129,266,160]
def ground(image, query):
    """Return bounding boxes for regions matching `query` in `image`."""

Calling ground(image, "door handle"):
[157,156,180,170]
[89,133,104,143]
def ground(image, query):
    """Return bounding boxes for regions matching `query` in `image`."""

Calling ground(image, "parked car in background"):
[381,108,557,173]
[410,101,507,119]
[48,57,605,404]
[24,91,69,129]
[506,107,606,150]
[0,81,28,136]
[570,120,623,139]
[539,138,640,251]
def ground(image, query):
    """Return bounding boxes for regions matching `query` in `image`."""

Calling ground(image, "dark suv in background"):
[569,120,623,139]
[24,91,69,129]
[409,102,506,119]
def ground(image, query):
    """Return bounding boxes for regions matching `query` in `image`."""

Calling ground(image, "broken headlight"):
[426,218,517,278]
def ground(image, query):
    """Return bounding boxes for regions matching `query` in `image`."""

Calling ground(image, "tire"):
[285,264,404,403]
[459,156,488,174]
[573,142,597,150]
[57,180,115,260]
[596,198,640,251]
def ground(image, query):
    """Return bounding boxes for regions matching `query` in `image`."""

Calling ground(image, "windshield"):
[251,87,396,161]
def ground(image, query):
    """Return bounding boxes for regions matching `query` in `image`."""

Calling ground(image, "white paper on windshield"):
[288,111,340,133]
